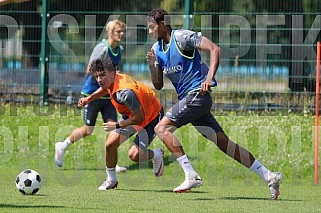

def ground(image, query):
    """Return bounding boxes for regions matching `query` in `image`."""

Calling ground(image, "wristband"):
[115,122,120,129]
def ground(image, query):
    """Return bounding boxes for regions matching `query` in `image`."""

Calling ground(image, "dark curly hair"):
[146,8,171,25]
[89,57,116,74]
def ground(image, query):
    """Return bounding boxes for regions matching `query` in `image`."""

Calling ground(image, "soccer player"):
[78,57,165,190]
[55,20,127,172]
[145,8,282,199]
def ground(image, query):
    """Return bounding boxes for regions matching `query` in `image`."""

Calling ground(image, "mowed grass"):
[1,104,321,212]
[1,168,321,213]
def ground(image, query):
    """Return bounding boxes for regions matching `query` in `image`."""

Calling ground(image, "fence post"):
[184,0,192,29]
[40,0,49,107]
[315,42,320,184]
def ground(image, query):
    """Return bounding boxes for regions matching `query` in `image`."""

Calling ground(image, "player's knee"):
[84,131,93,137]
[154,123,167,138]
[154,124,161,135]
[156,126,174,142]
[83,126,94,136]
[128,147,139,162]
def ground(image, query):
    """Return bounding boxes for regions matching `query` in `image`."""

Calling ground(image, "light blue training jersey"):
[155,30,217,100]
[81,39,123,98]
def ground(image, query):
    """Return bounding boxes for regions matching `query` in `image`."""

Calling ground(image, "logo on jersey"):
[163,64,182,75]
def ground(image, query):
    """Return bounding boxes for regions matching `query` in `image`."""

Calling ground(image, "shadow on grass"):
[0,204,64,209]
[217,196,304,202]
[188,197,275,201]
[192,198,216,200]
[116,188,209,194]
[26,193,47,196]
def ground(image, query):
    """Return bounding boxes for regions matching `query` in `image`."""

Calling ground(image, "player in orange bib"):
[78,57,164,190]
[109,73,162,129]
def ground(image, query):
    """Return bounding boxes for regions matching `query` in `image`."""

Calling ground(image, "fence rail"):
[0,0,320,112]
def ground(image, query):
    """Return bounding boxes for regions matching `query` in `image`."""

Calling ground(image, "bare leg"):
[154,117,184,158]
[105,131,128,168]
[155,117,198,180]
[68,125,95,143]
[55,125,95,167]
[192,124,255,168]
[212,131,255,168]
[69,118,115,143]
[128,144,154,162]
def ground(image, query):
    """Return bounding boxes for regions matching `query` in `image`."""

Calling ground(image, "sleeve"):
[174,29,202,51]
[89,43,108,63]
[114,89,141,111]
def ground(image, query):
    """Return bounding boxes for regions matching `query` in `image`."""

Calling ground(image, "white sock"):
[177,155,198,179]
[153,149,161,160]
[61,137,72,150]
[106,167,117,181]
[249,160,271,183]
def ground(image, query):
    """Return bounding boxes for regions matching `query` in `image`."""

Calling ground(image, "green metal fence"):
[0,0,320,112]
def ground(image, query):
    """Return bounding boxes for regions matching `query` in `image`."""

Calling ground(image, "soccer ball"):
[15,169,42,195]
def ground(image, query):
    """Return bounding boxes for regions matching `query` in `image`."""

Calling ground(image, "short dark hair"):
[146,8,170,25]
[90,57,116,74]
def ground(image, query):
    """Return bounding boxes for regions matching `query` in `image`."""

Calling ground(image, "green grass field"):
[1,104,321,212]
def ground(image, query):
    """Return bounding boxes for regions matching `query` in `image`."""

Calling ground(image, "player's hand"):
[200,79,212,95]
[103,121,117,132]
[146,48,156,66]
[77,97,89,107]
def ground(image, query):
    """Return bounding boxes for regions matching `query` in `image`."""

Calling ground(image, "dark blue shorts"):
[115,108,164,150]
[165,91,223,134]
[83,98,117,126]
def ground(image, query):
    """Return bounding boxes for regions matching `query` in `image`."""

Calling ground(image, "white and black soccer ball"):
[15,169,42,195]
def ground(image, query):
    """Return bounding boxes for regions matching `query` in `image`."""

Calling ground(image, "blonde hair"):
[105,20,126,34]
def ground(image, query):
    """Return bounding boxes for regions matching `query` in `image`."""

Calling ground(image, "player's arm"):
[117,106,144,128]
[198,36,221,94]
[175,29,220,93]
[198,36,220,80]
[103,89,144,131]
[146,44,163,90]
[87,87,109,101]
[150,64,163,90]
[115,89,144,127]
[78,87,108,107]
